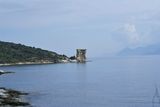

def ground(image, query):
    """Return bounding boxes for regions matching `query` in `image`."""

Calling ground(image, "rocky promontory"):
[0,70,30,106]
[0,88,30,106]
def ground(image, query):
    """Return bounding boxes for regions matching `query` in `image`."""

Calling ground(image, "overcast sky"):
[0,0,160,57]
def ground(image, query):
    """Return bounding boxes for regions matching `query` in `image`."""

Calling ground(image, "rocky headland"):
[0,41,69,66]
[0,70,30,106]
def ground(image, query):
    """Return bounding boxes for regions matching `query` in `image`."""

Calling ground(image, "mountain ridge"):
[118,44,160,56]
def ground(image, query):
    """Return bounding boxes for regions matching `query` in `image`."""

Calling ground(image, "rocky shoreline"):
[0,59,78,67]
[0,70,14,75]
[0,61,56,67]
[0,88,30,106]
[0,70,30,106]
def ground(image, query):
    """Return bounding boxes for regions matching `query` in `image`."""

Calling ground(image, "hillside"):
[0,41,68,65]
[119,44,160,56]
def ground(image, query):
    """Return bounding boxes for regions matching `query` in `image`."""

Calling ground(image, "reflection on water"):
[1,56,160,107]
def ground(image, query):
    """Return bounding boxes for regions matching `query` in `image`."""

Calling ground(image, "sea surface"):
[1,56,160,107]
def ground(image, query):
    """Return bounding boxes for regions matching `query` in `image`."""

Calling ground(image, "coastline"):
[0,58,80,67]
[0,87,30,106]
[0,60,71,67]
[0,71,30,106]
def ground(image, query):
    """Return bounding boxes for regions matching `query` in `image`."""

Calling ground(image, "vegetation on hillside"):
[0,41,68,64]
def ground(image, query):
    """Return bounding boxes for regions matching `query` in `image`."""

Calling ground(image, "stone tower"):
[76,49,86,63]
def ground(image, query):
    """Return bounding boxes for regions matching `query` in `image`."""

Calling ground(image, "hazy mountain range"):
[119,44,160,56]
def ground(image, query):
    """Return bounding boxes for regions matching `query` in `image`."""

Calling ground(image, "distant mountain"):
[0,41,68,65]
[119,44,160,56]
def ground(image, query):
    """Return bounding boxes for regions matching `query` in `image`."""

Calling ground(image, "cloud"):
[1,0,160,56]
[123,23,140,47]
[111,23,139,47]
[1,0,160,29]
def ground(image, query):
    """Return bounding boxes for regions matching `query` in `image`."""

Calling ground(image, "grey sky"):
[0,0,160,57]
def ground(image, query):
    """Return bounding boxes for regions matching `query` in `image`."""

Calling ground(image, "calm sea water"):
[1,56,160,107]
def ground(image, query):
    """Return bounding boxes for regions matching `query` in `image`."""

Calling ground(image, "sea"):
[1,56,160,107]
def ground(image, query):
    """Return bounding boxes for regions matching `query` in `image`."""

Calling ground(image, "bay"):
[1,56,160,107]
